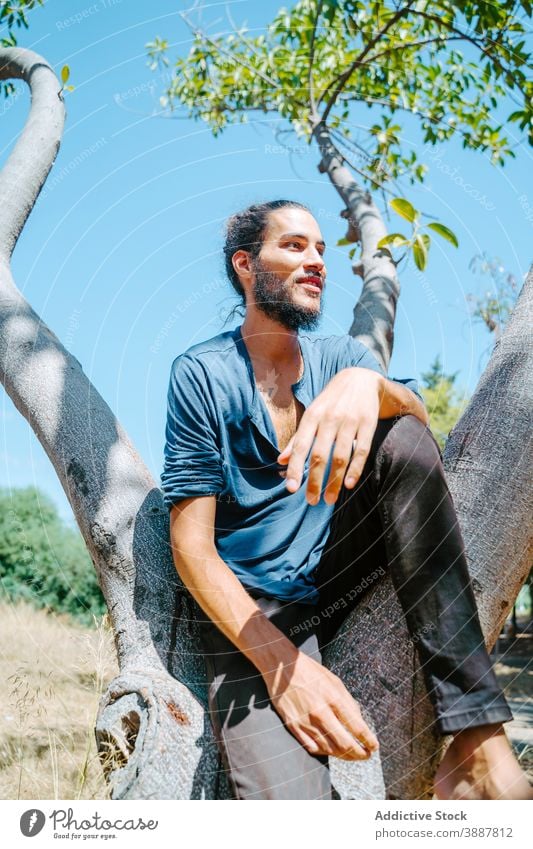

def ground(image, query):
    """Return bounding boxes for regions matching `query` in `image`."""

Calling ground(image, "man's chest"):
[257,383,306,453]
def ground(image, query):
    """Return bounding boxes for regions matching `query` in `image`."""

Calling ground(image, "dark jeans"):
[193,414,513,800]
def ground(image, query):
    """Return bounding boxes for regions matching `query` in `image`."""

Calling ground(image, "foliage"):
[0,486,106,625]
[148,0,533,188]
[0,0,44,98]
[420,354,468,449]
[60,63,74,93]
[467,252,521,340]
[376,196,458,270]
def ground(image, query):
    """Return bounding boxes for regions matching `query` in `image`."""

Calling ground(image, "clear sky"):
[0,0,531,525]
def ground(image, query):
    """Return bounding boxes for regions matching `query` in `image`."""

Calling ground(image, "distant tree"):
[420,355,468,451]
[0,486,106,625]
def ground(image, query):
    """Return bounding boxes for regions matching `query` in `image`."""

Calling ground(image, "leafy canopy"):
[147,0,532,189]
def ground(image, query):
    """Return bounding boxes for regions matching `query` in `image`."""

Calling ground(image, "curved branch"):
[308,0,324,121]
[0,47,65,260]
[313,121,400,369]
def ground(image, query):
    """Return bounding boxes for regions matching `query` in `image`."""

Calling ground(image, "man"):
[161,199,532,801]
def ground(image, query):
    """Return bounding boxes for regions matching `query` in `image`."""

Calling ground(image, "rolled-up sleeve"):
[160,354,225,508]
[340,336,425,406]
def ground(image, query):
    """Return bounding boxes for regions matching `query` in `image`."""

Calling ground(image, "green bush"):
[0,486,106,625]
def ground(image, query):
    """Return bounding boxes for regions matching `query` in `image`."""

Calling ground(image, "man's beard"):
[251,257,324,331]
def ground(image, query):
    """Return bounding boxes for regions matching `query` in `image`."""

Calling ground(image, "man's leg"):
[313,414,532,798]
[191,593,332,800]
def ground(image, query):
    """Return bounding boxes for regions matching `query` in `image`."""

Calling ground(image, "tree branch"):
[364,34,464,65]
[0,46,65,259]
[308,0,324,121]
[411,8,529,95]
[320,1,417,122]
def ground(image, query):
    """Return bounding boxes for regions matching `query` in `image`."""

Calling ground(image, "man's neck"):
[240,312,300,369]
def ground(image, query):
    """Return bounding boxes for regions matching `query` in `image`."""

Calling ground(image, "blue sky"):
[0,0,531,525]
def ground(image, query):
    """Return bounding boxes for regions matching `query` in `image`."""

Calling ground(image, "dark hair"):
[223,200,312,304]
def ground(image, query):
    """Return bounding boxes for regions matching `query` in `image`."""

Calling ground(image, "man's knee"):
[376,414,443,480]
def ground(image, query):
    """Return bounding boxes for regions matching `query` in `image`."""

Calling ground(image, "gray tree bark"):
[1,47,531,800]
[312,121,401,372]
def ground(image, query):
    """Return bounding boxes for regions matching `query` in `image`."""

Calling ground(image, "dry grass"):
[0,599,118,800]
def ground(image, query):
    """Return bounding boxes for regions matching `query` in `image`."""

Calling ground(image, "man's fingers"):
[277,434,294,464]
[286,723,321,755]
[323,421,359,504]
[282,415,320,493]
[344,420,377,488]
[305,725,338,758]
[332,698,379,754]
[314,714,373,761]
[304,422,340,505]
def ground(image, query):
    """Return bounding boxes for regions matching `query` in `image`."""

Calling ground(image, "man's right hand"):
[169,496,378,762]
[263,649,379,760]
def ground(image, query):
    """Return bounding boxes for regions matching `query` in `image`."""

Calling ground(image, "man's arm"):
[169,494,379,761]
[375,370,429,426]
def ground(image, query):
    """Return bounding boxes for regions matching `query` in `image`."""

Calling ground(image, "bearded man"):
[161,199,531,801]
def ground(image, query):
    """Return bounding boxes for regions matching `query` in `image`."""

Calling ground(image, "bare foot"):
[434,723,533,800]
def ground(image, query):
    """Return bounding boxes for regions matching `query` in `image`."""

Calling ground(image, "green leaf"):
[390,197,418,223]
[61,65,70,84]
[377,233,409,248]
[336,237,351,246]
[412,235,428,270]
[427,222,459,247]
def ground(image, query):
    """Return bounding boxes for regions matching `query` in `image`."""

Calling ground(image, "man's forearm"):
[377,374,429,426]
[171,537,298,685]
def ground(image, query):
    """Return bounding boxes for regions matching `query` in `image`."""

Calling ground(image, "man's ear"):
[232,249,253,282]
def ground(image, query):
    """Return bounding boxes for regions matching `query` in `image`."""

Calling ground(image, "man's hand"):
[263,649,379,760]
[278,367,384,505]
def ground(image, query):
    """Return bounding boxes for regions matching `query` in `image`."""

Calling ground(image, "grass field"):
[0,600,118,799]
[0,599,531,799]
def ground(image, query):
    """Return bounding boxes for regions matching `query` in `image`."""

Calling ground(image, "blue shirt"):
[161,324,423,604]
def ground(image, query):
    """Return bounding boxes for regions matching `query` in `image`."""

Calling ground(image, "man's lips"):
[297,275,323,292]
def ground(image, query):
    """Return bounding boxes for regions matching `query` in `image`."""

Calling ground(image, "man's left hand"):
[277,367,384,506]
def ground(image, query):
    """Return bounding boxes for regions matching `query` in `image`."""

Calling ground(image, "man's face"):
[250,207,327,331]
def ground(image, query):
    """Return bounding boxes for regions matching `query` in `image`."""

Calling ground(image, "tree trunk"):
[1,47,531,800]
[312,121,400,371]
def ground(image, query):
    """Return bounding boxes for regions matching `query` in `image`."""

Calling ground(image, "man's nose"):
[303,249,325,273]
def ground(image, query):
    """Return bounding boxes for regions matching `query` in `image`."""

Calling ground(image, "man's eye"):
[285,241,302,248]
